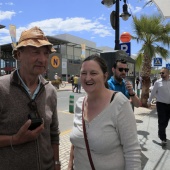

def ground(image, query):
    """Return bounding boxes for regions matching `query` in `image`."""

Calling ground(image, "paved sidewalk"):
[58,84,170,170]
[137,107,170,170]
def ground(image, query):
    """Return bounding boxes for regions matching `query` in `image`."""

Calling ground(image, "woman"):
[67,54,141,170]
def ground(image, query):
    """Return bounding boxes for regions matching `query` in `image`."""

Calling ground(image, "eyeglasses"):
[159,72,165,75]
[28,100,40,118]
[118,68,129,72]
[28,100,38,111]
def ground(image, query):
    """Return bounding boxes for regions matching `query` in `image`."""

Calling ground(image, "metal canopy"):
[0,36,102,60]
[47,36,70,45]
[152,0,170,19]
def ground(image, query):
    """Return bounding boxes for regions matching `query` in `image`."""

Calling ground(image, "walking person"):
[107,59,141,107]
[148,67,170,146]
[77,75,81,93]
[136,77,140,89]
[67,54,141,170]
[0,27,60,170]
[139,76,142,89]
[70,75,74,91]
[73,74,78,93]
[54,73,61,89]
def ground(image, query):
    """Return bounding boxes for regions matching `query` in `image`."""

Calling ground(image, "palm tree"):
[132,15,170,107]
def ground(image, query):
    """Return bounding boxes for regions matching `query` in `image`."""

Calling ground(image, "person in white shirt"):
[54,73,58,80]
[148,67,170,146]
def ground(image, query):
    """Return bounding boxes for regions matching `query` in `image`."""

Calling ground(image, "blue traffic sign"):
[166,63,170,70]
[153,58,162,66]
[120,42,131,56]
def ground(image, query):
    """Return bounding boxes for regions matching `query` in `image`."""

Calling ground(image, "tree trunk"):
[140,55,152,107]
[141,76,150,107]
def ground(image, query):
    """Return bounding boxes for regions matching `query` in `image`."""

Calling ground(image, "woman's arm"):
[67,144,74,170]
[116,100,141,170]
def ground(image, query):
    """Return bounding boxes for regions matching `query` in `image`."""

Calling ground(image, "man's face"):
[17,46,50,77]
[160,69,169,80]
[112,62,129,82]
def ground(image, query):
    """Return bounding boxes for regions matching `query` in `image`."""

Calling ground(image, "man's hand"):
[125,81,134,95]
[12,119,44,145]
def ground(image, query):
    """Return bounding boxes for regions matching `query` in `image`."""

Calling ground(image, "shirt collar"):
[111,76,125,85]
[17,69,41,99]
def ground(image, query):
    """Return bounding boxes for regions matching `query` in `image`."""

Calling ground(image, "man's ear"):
[104,72,108,81]
[16,50,21,61]
[112,67,115,73]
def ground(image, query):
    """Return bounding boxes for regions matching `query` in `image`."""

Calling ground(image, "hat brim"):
[13,39,56,59]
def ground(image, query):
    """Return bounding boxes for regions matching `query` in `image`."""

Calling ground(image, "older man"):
[0,27,60,170]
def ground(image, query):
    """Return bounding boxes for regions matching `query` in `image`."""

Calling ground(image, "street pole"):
[115,0,120,50]
[0,25,6,76]
[102,0,130,50]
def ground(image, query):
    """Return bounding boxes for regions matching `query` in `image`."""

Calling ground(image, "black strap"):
[110,92,118,103]
[82,98,95,170]
[82,92,117,170]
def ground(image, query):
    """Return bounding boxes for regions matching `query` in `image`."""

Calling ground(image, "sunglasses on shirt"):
[118,68,129,72]
[27,100,43,130]
[159,72,165,75]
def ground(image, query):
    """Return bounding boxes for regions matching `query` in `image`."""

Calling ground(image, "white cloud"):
[27,17,112,37]
[97,15,106,21]
[0,10,16,21]
[128,4,142,14]
[0,15,113,44]
[5,2,14,6]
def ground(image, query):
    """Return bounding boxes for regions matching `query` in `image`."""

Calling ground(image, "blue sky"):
[0,0,170,66]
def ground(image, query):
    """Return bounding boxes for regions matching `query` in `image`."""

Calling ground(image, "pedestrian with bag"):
[73,74,78,93]
[0,27,60,170]
[67,54,141,170]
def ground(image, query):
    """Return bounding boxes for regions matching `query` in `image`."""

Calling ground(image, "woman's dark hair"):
[81,54,109,88]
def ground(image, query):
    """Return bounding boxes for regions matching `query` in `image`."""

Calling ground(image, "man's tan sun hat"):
[13,26,56,59]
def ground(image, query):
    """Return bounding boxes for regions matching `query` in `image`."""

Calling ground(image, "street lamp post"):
[0,24,6,76]
[101,0,131,50]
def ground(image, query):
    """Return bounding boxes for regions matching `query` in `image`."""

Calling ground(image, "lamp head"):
[101,0,116,8]
[120,3,131,21]
[0,25,6,29]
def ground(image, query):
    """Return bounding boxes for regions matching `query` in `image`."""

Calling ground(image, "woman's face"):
[80,60,107,94]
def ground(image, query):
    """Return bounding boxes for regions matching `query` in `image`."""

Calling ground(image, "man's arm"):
[130,94,141,108]
[126,81,141,107]
[147,81,158,106]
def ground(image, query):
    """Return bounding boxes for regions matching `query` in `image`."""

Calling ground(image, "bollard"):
[137,89,140,98]
[69,95,74,113]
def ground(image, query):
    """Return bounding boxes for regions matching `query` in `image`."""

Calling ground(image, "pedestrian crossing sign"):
[166,63,170,70]
[153,58,162,66]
